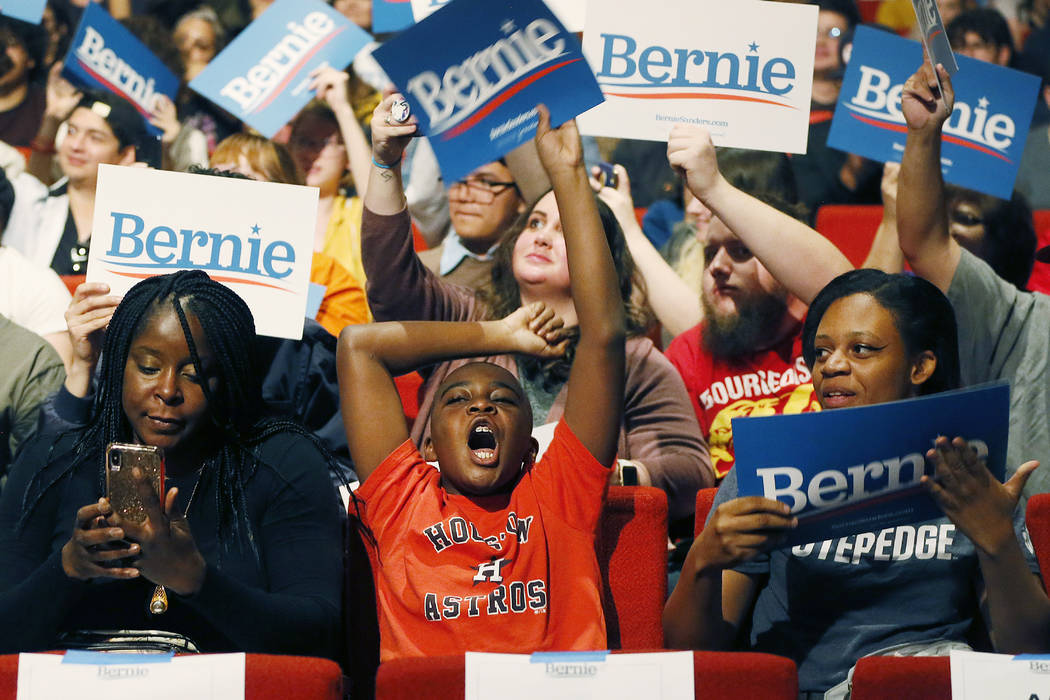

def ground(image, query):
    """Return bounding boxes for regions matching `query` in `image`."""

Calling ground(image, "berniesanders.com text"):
[655,113,728,128]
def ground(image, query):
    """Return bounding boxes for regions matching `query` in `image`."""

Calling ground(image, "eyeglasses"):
[817,26,843,39]
[450,176,517,203]
[703,241,754,266]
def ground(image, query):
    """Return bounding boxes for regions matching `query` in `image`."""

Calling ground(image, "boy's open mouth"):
[467,420,499,466]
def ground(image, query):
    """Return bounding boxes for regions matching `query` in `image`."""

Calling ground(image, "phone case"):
[105,443,165,523]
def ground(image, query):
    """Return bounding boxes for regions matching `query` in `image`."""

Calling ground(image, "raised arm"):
[862,163,906,272]
[593,164,702,337]
[360,96,475,322]
[534,107,626,466]
[337,305,566,482]
[897,62,960,293]
[365,93,415,216]
[310,66,372,200]
[668,125,852,305]
[28,65,81,186]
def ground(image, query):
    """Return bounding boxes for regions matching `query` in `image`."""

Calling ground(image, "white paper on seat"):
[16,652,245,700]
[465,651,693,700]
[950,649,1050,699]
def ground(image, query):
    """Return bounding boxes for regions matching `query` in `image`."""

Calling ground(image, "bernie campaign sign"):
[86,165,317,340]
[190,0,373,138]
[62,3,179,137]
[827,26,1039,199]
[576,0,816,153]
[372,0,602,184]
[410,0,585,32]
[733,382,1009,547]
[1,0,46,24]
[374,0,414,34]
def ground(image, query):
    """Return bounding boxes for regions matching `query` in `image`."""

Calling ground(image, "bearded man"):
[664,201,822,480]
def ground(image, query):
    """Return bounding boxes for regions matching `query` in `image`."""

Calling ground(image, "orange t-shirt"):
[310,252,371,335]
[357,419,611,661]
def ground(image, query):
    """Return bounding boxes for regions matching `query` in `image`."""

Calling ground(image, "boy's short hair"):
[947,9,1014,55]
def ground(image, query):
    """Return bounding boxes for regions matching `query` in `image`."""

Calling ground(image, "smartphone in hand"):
[106,443,164,523]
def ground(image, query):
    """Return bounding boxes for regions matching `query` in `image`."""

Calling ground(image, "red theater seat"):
[1026,493,1050,596]
[0,654,343,699]
[814,204,883,268]
[849,656,951,700]
[598,486,668,649]
[694,487,718,537]
[375,651,797,699]
[1027,210,1050,294]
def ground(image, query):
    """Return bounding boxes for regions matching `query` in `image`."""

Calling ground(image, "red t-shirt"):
[665,323,821,479]
[356,419,611,662]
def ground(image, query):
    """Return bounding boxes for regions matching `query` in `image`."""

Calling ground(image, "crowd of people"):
[0,0,1047,697]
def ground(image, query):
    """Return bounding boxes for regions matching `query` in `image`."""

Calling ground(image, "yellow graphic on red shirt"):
[710,383,820,479]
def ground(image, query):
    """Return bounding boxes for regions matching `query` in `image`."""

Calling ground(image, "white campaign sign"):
[465,652,693,700]
[410,0,585,31]
[577,0,817,153]
[17,653,245,700]
[950,650,1050,699]
[87,165,317,340]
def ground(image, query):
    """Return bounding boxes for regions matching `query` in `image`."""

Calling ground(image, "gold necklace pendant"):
[149,584,168,615]
[146,465,203,616]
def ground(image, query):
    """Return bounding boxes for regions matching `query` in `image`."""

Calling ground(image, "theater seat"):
[849,656,950,700]
[1027,210,1050,295]
[813,205,883,268]
[375,651,797,699]
[0,654,342,699]
[694,487,718,537]
[597,486,668,649]
[1026,493,1050,595]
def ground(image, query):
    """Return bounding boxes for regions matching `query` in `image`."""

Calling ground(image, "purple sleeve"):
[361,207,480,322]
[621,338,714,522]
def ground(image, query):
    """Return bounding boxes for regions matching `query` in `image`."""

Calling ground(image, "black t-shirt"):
[49,204,88,275]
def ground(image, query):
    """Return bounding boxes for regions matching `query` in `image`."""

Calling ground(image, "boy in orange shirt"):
[337,105,626,661]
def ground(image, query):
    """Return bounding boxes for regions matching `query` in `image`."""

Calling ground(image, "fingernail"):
[109,529,122,538]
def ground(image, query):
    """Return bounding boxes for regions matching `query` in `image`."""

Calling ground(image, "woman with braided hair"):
[0,271,345,658]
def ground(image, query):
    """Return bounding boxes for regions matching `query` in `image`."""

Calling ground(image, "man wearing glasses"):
[417,159,524,290]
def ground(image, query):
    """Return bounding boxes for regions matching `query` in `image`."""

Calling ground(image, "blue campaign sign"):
[62,3,179,137]
[371,0,603,183]
[189,0,373,138]
[827,26,1039,199]
[373,0,414,34]
[1,0,46,24]
[733,382,1010,547]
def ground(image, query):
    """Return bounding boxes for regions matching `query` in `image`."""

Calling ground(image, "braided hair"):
[20,271,350,560]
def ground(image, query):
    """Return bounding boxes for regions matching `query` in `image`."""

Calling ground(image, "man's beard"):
[701,287,789,360]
